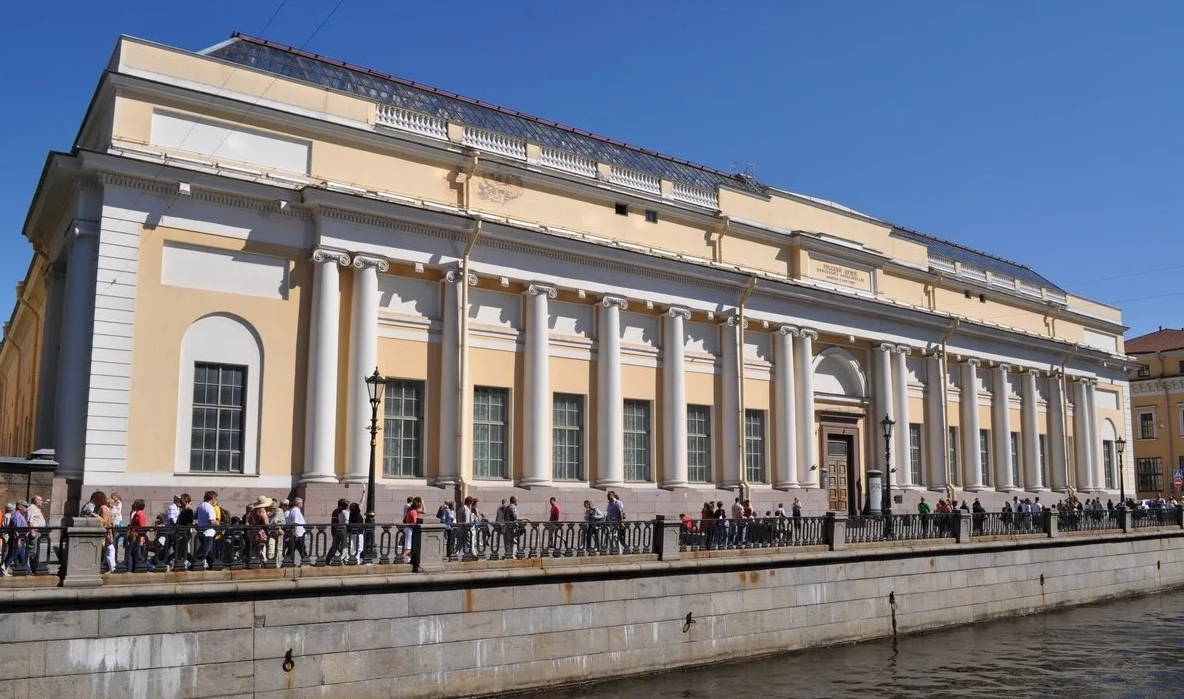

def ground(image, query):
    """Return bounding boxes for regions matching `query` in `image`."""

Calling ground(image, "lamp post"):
[364,367,386,562]
[881,414,895,537]
[1115,435,1127,507]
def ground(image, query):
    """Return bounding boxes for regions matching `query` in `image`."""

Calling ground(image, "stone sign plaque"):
[809,255,874,292]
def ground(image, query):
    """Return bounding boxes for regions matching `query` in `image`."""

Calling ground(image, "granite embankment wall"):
[2,530,1183,699]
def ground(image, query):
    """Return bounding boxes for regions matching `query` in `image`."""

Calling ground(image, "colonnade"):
[301,250,1116,494]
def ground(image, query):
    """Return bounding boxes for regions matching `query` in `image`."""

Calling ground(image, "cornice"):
[93,168,311,220]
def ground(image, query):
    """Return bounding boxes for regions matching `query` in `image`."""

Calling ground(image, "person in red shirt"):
[125,499,156,573]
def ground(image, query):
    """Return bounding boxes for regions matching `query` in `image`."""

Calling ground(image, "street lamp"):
[1115,435,1127,507]
[881,414,895,537]
[364,367,386,562]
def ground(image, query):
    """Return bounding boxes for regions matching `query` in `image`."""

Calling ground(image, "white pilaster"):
[344,254,388,483]
[1021,368,1043,491]
[961,359,984,490]
[302,248,350,483]
[1048,371,1069,491]
[1072,379,1092,491]
[774,326,798,489]
[892,346,913,487]
[54,225,100,478]
[720,316,743,488]
[522,283,557,487]
[596,296,627,487]
[436,269,470,488]
[1086,379,1105,491]
[33,267,65,450]
[873,343,895,485]
[924,352,947,491]
[795,329,819,488]
[992,364,1015,491]
[662,307,691,488]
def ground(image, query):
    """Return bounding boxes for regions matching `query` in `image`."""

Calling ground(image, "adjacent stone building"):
[0,33,1137,519]
[1126,327,1184,499]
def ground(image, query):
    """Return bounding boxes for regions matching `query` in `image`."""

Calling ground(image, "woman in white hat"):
[246,496,273,564]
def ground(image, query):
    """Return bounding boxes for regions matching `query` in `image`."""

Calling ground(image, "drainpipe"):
[456,219,483,503]
[711,216,731,263]
[938,319,960,496]
[1158,350,1174,499]
[1059,344,1078,490]
[736,276,757,498]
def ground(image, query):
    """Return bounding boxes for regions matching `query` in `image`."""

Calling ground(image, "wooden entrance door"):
[826,436,851,514]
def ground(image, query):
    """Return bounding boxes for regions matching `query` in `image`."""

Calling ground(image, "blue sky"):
[1,0,1180,338]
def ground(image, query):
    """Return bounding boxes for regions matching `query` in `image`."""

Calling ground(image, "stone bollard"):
[1043,509,1058,538]
[62,517,107,588]
[1119,506,1132,533]
[952,510,971,544]
[825,511,847,551]
[655,515,681,561]
[413,525,446,573]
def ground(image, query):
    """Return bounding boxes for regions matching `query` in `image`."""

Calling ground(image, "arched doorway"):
[813,348,868,514]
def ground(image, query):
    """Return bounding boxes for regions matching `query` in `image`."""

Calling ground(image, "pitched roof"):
[1126,328,1184,355]
[203,34,1063,293]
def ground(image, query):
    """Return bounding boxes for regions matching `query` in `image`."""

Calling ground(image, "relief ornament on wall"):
[475,172,524,204]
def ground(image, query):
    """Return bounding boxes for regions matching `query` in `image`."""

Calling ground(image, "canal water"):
[522,590,1184,699]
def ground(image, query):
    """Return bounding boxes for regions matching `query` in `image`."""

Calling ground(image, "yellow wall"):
[0,259,47,456]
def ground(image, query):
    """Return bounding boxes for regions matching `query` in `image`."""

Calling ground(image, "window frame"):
[979,429,991,487]
[1038,433,1049,486]
[686,404,712,483]
[472,386,510,479]
[189,362,247,474]
[1136,457,1163,493]
[948,426,959,487]
[908,423,923,487]
[1102,438,1115,490]
[1009,431,1021,487]
[1139,411,1156,440]
[745,409,767,484]
[551,393,585,481]
[382,378,425,478]
[623,399,652,482]
[1137,365,1151,378]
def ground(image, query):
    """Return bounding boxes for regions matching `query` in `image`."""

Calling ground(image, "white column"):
[795,329,819,488]
[436,270,465,487]
[522,283,556,487]
[302,248,350,482]
[54,226,100,478]
[924,352,947,491]
[992,364,1015,491]
[662,307,690,488]
[596,296,627,487]
[720,316,743,488]
[961,359,984,490]
[344,254,388,483]
[33,268,65,450]
[1021,368,1042,491]
[1048,371,1069,491]
[892,347,913,487]
[1086,379,1105,491]
[774,326,798,489]
[1072,379,1092,491]
[873,344,895,484]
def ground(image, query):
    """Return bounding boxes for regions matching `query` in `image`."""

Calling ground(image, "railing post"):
[413,525,446,573]
[1119,507,1133,533]
[825,512,847,551]
[1177,507,1184,530]
[1043,509,1058,538]
[62,519,106,587]
[953,510,971,544]
[655,515,680,561]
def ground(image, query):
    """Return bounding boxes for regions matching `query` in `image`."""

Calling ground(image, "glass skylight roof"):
[891,227,1063,293]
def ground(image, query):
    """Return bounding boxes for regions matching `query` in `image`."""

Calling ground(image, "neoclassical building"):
[1126,327,1184,499]
[0,33,1136,519]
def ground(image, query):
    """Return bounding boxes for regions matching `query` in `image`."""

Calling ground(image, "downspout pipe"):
[456,152,480,502]
[938,319,960,499]
[736,276,757,497]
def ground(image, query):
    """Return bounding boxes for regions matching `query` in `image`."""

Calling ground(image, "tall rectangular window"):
[979,429,991,487]
[1039,434,1049,486]
[745,409,767,484]
[190,362,246,473]
[908,423,923,486]
[552,393,584,481]
[472,387,508,479]
[1136,457,1163,493]
[948,426,959,487]
[1102,439,1115,490]
[1140,412,1156,440]
[382,379,424,477]
[686,405,712,483]
[1010,431,1021,487]
[624,400,652,482]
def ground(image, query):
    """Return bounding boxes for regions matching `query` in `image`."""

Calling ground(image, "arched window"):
[174,314,263,475]
[812,347,868,401]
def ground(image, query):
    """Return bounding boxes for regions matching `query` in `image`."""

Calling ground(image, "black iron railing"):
[0,526,66,576]
[677,517,826,552]
[451,520,653,560]
[1057,510,1120,533]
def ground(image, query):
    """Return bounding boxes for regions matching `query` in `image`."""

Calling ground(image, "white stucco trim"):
[83,473,295,490]
[174,313,264,476]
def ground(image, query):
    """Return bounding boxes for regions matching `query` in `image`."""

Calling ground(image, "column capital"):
[600,295,629,310]
[444,268,477,285]
[351,254,389,272]
[666,306,691,320]
[311,248,351,266]
[526,283,557,298]
[724,314,748,329]
[893,345,913,356]
[798,328,818,341]
[965,358,981,368]
[995,363,1012,373]
[778,324,799,337]
[1019,366,1041,376]
[1050,367,1064,379]
[876,342,897,353]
